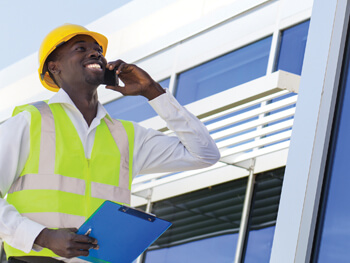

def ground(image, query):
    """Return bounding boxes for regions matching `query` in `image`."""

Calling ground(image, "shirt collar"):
[48,88,113,123]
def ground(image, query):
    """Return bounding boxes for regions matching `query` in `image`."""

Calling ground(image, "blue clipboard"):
[77,201,172,263]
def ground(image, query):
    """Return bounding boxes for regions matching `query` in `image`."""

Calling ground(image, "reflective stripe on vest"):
[5,101,134,259]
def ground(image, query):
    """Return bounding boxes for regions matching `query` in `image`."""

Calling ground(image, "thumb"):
[106,85,125,94]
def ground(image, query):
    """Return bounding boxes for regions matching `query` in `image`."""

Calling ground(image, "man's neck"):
[62,86,99,126]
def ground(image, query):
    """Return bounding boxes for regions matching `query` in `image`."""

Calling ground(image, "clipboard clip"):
[84,228,92,236]
[119,206,156,222]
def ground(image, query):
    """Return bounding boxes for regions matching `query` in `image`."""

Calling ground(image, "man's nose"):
[88,49,101,58]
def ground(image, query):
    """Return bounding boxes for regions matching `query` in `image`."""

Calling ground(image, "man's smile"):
[84,62,103,71]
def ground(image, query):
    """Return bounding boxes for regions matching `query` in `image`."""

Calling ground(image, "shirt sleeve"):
[0,112,46,253]
[133,89,220,176]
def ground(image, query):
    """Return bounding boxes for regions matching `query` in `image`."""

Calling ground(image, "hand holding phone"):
[104,60,165,100]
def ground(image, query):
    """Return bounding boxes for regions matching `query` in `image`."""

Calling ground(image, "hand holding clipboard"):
[76,201,172,263]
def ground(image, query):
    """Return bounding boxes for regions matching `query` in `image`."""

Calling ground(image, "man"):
[0,24,220,262]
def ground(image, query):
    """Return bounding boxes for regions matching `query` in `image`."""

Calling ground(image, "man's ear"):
[47,61,61,75]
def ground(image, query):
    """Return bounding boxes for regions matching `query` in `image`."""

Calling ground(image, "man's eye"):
[76,46,86,51]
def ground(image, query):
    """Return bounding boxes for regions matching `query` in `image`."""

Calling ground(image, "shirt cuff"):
[148,88,183,120]
[9,218,46,253]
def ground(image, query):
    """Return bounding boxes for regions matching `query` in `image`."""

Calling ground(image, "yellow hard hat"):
[38,24,108,92]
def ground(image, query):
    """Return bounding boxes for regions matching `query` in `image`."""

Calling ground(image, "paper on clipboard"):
[76,201,172,263]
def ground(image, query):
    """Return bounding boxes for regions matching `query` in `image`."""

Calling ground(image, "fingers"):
[104,60,161,98]
[106,59,134,74]
[72,233,98,244]
[62,236,99,258]
[73,241,99,251]
[116,62,126,75]
[40,228,99,258]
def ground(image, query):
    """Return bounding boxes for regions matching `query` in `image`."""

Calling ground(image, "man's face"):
[49,35,107,89]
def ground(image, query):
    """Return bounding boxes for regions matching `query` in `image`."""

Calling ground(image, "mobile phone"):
[102,68,119,86]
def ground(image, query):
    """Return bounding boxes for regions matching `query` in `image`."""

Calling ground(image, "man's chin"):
[86,76,104,86]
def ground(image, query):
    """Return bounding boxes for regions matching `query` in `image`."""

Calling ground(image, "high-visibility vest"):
[4,101,134,259]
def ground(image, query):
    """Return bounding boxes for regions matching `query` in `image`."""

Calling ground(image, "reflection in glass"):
[244,226,275,263]
[175,37,272,105]
[275,20,310,75]
[104,78,170,122]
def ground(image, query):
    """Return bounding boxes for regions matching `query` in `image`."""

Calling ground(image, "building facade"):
[1,0,349,262]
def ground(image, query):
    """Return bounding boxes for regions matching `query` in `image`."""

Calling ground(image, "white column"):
[270,0,350,262]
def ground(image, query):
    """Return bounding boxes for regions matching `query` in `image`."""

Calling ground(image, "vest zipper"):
[85,159,91,219]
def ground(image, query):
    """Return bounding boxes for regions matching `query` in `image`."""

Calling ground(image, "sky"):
[0,0,132,70]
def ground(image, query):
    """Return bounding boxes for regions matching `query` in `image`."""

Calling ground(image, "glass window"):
[145,234,238,263]
[243,168,285,262]
[104,78,170,122]
[275,20,310,75]
[143,177,248,262]
[175,37,272,105]
[312,25,350,262]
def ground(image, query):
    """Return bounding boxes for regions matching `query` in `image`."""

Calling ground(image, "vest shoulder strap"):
[105,118,135,187]
[13,101,56,175]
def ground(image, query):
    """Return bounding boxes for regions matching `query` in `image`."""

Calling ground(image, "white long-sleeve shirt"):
[0,88,220,254]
